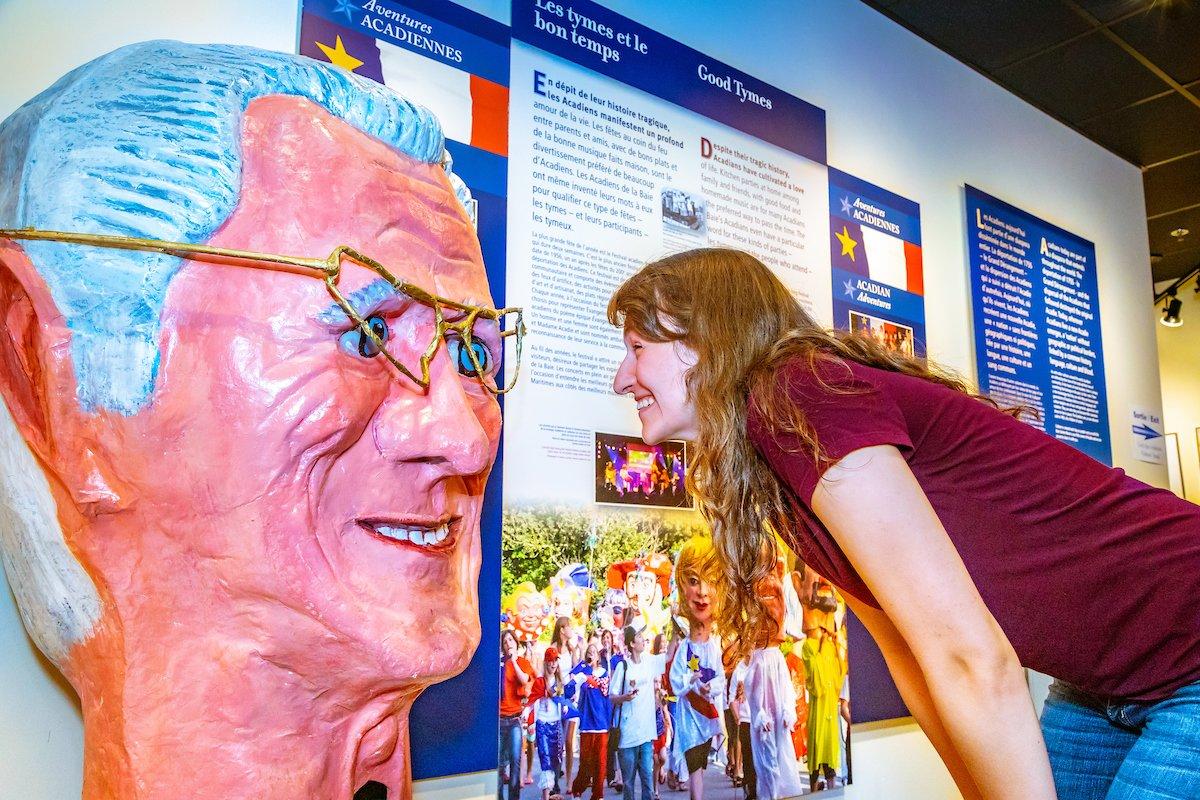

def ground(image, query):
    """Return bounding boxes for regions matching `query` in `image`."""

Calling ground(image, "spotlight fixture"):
[1154,264,1200,329]
[1162,290,1183,327]
[1171,228,1190,240]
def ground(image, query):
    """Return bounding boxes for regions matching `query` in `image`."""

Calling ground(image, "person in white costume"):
[745,555,804,800]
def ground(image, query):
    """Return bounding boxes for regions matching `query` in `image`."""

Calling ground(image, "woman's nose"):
[613,350,636,395]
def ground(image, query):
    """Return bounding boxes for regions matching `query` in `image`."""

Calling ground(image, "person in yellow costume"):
[801,619,845,792]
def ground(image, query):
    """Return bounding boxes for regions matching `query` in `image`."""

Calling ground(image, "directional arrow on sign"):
[1132,424,1162,440]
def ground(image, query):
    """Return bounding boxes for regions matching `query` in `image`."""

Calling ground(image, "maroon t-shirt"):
[747,357,1200,702]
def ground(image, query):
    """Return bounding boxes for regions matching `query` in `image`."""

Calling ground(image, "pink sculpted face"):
[2,96,502,798]
[140,95,500,682]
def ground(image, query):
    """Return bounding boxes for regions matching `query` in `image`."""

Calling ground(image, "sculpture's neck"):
[71,626,415,800]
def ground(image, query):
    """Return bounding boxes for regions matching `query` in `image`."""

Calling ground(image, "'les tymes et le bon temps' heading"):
[533,0,649,64]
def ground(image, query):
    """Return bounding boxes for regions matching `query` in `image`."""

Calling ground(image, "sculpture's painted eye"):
[446,335,492,377]
[339,315,389,358]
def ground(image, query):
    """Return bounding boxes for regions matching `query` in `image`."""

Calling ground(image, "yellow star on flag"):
[687,654,700,671]
[316,35,364,73]
[835,225,859,262]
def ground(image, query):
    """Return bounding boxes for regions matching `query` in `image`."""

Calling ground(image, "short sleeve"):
[748,357,913,505]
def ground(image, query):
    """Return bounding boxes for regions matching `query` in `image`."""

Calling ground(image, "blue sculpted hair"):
[0,40,449,414]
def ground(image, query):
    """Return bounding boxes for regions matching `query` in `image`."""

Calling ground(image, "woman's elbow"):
[941,640,1026,698]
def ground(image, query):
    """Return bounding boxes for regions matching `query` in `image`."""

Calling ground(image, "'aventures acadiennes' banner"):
[829,167,925,356]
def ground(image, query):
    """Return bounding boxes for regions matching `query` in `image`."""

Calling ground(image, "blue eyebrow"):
[317,278,396,324]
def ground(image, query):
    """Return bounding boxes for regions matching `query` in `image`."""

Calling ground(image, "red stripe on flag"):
[904,241,924,297]
[469,75,509,157]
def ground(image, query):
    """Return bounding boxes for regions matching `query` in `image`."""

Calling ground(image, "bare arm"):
[845,594,982,800]
[812,445,1055,800]
[512,658,533,686]
[610,662,635,705]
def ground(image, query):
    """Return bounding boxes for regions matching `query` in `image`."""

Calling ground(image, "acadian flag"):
[828,167,927,356]
[682,643,720,720]
[299,5,508,156]
[829,216,923,296]
[829,167,923,297]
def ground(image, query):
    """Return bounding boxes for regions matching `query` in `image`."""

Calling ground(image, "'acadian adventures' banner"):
[830,168,925,356]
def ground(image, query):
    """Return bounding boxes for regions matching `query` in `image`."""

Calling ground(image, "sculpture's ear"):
[0,240,127,514]
[0,240,60,460]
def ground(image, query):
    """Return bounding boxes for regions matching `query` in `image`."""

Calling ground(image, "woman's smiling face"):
[612,328,700,445]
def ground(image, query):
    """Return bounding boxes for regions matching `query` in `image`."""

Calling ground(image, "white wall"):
[0,1,1161,798]
[1156,281,1200,501]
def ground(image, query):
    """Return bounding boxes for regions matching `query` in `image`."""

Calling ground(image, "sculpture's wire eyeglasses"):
[0,229,525,395]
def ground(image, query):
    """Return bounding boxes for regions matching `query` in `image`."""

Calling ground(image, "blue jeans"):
[498,714,523,800]
[1040,679,1200,799]
[617,741,654,800]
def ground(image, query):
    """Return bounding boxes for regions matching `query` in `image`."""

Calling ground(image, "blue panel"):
[847,612,909,723]
[829,169,927,365]
[406,198,507,779]
[965,185,1111,464]
[446,140,509,198]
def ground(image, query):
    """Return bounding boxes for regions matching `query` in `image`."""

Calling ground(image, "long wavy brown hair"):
[608,248,1011,653]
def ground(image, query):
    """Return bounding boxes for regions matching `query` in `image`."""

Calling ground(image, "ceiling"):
[861,0,1200,285]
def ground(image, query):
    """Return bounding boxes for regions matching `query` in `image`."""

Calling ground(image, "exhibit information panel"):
[965,185,1112,464]
[505,0,830,507]
[830,168,926,356]
[501,0,852,794]
[300,0,510,779]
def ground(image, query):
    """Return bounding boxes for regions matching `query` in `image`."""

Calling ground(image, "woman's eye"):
[339,314,389,359]
[447,335,493,377]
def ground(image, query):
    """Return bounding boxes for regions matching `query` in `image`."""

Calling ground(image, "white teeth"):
[373,523,450,546]
[636,397,656,410]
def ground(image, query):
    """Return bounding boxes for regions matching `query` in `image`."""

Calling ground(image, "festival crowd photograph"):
[499,505,851,800]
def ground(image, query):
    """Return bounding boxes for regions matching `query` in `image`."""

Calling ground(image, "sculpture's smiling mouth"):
[357,516,459,551]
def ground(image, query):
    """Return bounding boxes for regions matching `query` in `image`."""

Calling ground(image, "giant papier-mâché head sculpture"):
[0,40,520,800]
